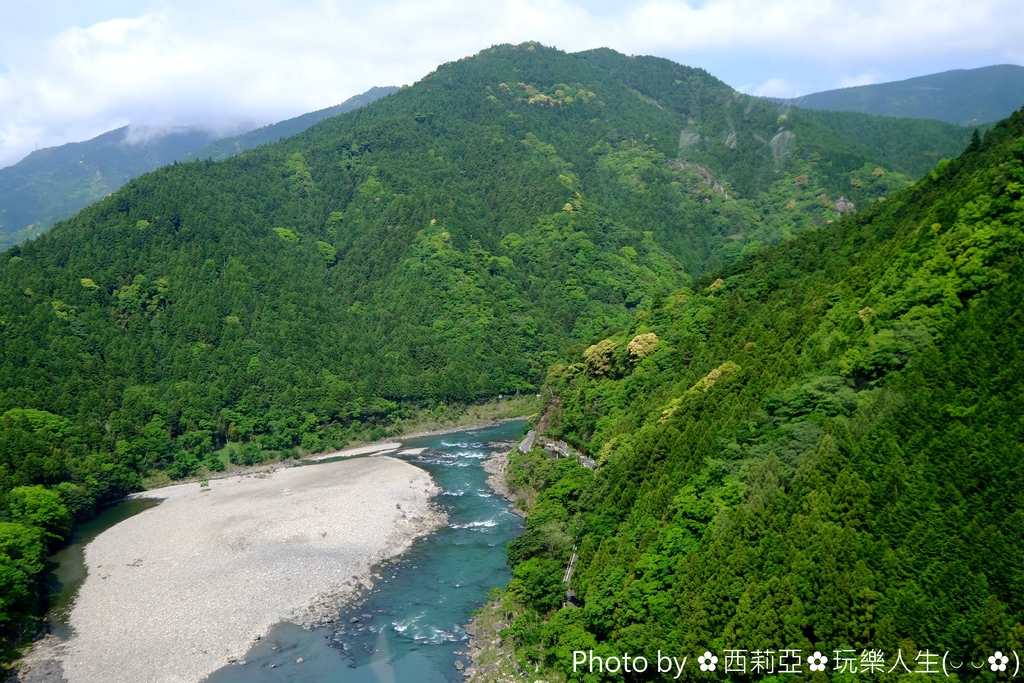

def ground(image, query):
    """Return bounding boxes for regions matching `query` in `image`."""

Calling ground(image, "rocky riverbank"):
[479,449,524,518]
[461,447,530,682]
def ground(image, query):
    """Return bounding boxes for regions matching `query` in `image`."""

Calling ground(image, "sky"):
[1,0,1022,169]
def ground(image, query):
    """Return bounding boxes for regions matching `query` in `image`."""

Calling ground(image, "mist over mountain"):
[185,86,400,162]
[0,126,219,249]
[0,87,397,250]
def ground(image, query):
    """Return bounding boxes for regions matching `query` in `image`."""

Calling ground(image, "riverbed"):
[26,454,443,683]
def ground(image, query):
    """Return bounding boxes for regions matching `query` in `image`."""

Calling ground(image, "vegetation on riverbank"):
[464,592,532,683]
[494,106,1024,681]
[378,395,538,440]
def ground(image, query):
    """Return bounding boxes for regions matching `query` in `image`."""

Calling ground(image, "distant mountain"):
[0,126,219,249]
[0,87,397,250]
[784,64,1024,125]
[186,86,399,161]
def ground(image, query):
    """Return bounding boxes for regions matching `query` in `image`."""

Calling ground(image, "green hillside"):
[786,64,1024,126]
[500,106,1024,680]
[0,43,982,653]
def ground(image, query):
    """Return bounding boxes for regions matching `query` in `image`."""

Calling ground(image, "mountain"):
[500,105,1024,677]
[784,64,1024,125]
[0,87,396,251]
[0,43,983,651]
[185,86,399,161]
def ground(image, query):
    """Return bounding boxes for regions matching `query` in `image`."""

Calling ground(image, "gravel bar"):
[39,455,444,683]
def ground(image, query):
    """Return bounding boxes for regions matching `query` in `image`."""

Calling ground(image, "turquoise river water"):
[50,420,527,683]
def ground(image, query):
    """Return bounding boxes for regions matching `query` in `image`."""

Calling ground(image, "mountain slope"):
[0,42,981,480]
[786,64,1024,125]
[0,87,395,250]
[501,105,1024,677]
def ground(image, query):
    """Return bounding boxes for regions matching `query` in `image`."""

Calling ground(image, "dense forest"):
[0,43,985,657]
[500,103,1024,681]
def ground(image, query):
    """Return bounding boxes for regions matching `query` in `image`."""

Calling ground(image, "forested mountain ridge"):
[784,64,1024,126]
[0,87,396,251]
[0,43,983,652]
[501,104,1024,680]
[0,42,978,467]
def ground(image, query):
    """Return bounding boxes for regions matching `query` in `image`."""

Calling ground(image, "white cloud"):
[836,73,879,89]
[750,78,797,98]
[1,0,1022,167]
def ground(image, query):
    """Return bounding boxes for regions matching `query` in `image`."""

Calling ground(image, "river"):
[46,497,161,639]
[47,420,526,683]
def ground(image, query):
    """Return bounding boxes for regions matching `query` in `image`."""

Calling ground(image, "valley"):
[0,40,1022,683]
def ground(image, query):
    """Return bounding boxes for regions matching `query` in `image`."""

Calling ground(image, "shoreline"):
[299,416,529,462]
[13,456,446,683]
[390,415,528,440]
[139,416,531,490]
[478,448,525,518]
[12,419,531,683]
[315,416,529,458]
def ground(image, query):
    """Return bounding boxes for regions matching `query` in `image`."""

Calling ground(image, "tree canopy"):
[500,101,1024,681]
